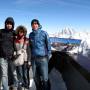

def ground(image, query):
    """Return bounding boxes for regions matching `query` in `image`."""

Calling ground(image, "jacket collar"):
[4,28,13,32]
[32,29,41,34]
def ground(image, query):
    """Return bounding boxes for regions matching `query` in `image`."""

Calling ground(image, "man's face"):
[6,23,13,30]
[31,22,39,30]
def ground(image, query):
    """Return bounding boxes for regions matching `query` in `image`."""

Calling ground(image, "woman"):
[14,25,31,89]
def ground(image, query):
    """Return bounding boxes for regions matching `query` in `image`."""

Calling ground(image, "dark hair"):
[15,25,27,36]
[31,19,40,26]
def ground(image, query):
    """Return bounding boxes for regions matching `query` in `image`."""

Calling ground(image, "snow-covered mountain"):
[49,28,90,39]
[49,28,90,57]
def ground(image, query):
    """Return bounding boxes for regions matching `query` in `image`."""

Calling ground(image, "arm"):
[13,31,17,52]
[26,41,31,66]
[45,32,52,60]
[0,29,2,42]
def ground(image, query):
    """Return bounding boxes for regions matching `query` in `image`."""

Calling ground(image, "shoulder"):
[10,30,16,36]
[41,30,48,34]
[0,29,4,33]
[40,30,49,37]
[29,31,33,35]
[0,29,2,33]
[29,32,33,37]
[12,30,15,33]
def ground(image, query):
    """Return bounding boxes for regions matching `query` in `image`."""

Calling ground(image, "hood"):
[15,25,27,36]
[5,17,15,30]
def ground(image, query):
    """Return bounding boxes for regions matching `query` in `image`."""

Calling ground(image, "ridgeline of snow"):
[49,28,90,57]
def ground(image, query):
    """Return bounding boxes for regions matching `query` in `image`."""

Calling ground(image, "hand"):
[27,62,32,68]
[48,54,52,60]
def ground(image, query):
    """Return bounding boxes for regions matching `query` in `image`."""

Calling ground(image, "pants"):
[31,56,49,90]
[0,58,9,90]
[16,63,29,89]
[8,60,18,87]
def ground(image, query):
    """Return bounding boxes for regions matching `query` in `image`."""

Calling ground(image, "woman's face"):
[18,31,24,37]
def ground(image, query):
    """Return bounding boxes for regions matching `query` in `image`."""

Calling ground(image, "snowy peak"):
[61,27,75,35]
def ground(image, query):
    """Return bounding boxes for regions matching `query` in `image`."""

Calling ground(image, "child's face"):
[32,22,39,30]
[6,23,13,30]
[19,31,24,37]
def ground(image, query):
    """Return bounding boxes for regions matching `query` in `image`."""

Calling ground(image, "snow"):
[49,28,90,57]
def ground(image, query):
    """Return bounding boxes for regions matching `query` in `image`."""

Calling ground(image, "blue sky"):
[0,0,90,33]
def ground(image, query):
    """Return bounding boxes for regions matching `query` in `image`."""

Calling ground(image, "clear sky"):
[0,0,90,34]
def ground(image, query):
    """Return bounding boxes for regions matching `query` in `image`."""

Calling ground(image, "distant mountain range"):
[49,27,90,39]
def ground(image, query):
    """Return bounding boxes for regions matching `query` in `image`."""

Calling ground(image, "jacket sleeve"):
[45,32,52,60]
[29,33,33,49]
[0,29,2,42]
[13,31,17,52]
[26,41,31,65]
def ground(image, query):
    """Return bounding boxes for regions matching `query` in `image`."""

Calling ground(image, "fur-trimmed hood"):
[15,25,27,36]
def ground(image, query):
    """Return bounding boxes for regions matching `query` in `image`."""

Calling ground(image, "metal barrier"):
[49,51,90,90]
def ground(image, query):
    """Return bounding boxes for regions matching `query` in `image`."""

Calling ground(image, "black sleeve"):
[13,33,17,52]
[26,42,31,63]
[0,29,2,42]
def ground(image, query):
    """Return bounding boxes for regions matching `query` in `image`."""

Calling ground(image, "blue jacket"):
[29,29,51,58]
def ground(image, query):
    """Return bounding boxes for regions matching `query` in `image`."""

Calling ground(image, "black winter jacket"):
[0,29,16,59]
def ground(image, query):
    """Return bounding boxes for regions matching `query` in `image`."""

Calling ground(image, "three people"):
[0,17,51,90]
[29,19,51,90]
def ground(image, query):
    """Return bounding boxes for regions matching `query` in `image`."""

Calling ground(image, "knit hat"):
[31,19,40,26]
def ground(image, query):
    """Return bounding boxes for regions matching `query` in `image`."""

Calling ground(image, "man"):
[0,17,15,90]
[29,19,51,90]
